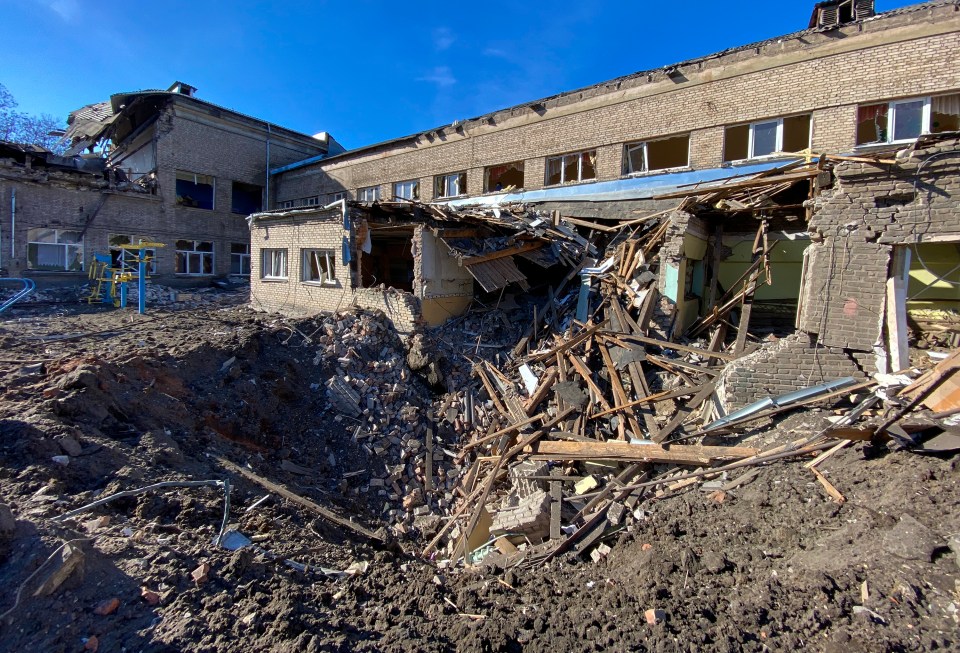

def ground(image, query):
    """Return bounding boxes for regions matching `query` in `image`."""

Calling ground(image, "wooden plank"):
[598,342,641,441]
[886,247,910,373]
[550,472,562,541]
[525,320,608,364]
[461,241,543,266]
[475,364,509,418]
[567,352,613,412]
[654,379,718,443]
[590,383,705,419]
[525,367,558,416]
[216,456,384,543]
[612,333,738,361]
[528,440,756,464]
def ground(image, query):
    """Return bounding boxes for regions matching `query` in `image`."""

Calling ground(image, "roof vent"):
[809,0,874,29]
[167,81,197,97]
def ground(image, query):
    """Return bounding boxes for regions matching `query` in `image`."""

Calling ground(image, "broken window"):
[723,115,811,161]
[358,186,381,202]
[545,150,597,185]
[230,243,250,276]
[435,172,467,198]
[231,182,263,215]
[27,228,83,272]
[175,240,214,275]
[394,180,420,200]
[175,171,215,210]
[108,234,156,275]
[260,248,287,279]
[623,135,690,175]
[484,161,525,192]
[360,227,415,291]
[857,95,960,145]
[301,249,336,284]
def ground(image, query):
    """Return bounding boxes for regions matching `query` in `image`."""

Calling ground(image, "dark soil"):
[0,301,957,652]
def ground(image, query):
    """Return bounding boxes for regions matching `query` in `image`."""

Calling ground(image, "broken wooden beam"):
[526,440,757,464]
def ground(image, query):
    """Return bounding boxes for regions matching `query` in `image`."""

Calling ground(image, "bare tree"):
[0,83,66,154]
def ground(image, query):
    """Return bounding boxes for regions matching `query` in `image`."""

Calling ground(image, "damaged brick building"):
[0,82,341,285]
[250,0,960,408]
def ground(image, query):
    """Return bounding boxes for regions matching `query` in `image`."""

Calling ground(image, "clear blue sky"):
[0,0,918,150]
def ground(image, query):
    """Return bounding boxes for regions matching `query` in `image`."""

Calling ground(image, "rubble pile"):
[419,160,960,568]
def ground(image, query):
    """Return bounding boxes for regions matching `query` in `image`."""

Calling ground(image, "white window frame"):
[746,119,783,159]
[279,200,294,209]
[331,192,346,202]
[358,186,381,202]
[888,97,932,144]
[436,172,466,198]
[174,240,215,276]
[26,229,84,272]
[545,150,597,186]
[261,248,288,280]
[230,243,251,276]
[393,180,419,201]
[304,196,319,207]
[301,249,337,285]
[623,137,691,176]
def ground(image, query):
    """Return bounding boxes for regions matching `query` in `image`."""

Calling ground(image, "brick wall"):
[276,6,960,205]
[798,138,960,351]
[249,212,422,333]
[718,333,867,409]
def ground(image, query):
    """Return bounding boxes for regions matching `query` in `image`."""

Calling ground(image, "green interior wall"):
[906,242,960,311]
[719,237,809,300]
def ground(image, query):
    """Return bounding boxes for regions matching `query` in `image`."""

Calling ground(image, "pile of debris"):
[412,157,960,567]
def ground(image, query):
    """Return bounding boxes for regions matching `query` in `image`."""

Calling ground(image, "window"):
[435,172,467,198]
[175,171,215,210]
[358,186,381,202]
[303,196,319,207]
[393,180,420,201]
[301,249,337,284]
[261,248,288,279]
[856,95,960,145]
[27,229,83,272]
[623,135,690,175]
[231,182,263,215]
[331,192,346,202]
[545,150,597,185]
[723,115,811,161]
[108,234,156,275]
[279,200,295,209]
[230,243,251,276]
[484,162,525,192]
[175,240,214,275]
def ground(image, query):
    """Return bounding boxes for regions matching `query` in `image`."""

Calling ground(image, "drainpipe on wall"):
[10,188,15,265]
[265,123,272,210]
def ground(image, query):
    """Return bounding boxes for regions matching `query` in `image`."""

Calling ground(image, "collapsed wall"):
[720,138,960,408]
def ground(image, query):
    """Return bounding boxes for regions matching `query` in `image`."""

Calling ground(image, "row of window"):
[333,93,960,203]
[260,248,337,284]
[24,228,252,276]
[175,170,264,214]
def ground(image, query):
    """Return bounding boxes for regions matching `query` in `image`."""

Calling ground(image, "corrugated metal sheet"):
[465,257,530,293]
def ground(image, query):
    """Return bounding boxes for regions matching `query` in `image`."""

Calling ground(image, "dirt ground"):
[0,297,957,652]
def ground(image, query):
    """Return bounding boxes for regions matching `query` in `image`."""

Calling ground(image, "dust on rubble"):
[0,300,956,652]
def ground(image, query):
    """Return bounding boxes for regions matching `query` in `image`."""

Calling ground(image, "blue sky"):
[0,0,918,150]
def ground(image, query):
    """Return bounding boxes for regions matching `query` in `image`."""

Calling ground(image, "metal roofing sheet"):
[465,257,529,293]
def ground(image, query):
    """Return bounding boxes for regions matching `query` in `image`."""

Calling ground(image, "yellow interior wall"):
[907,243,960,310]
[421,296,473,326]
[683,233,708,260]
[719,237,809,300]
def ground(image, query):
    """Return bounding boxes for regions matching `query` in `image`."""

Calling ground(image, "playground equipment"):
[0,277,36,313]
[87,241,165,314]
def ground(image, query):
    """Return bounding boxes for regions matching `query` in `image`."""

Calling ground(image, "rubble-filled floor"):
[0,300,958,652]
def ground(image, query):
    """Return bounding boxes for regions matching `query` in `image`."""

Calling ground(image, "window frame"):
[260,248,288,280]
[723,115,812,162]
[174,240,215,276]
[357,186,381,202]
[26,228,84,272]
[300,248,337,285]
[230,243,251,276]
[174,170,216,210]
[434,172,467,199]
[622,135,691,176]
[544,149,598,186]
[331,192,346,202]
[393,179,420,201]
[230,181,264,215]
